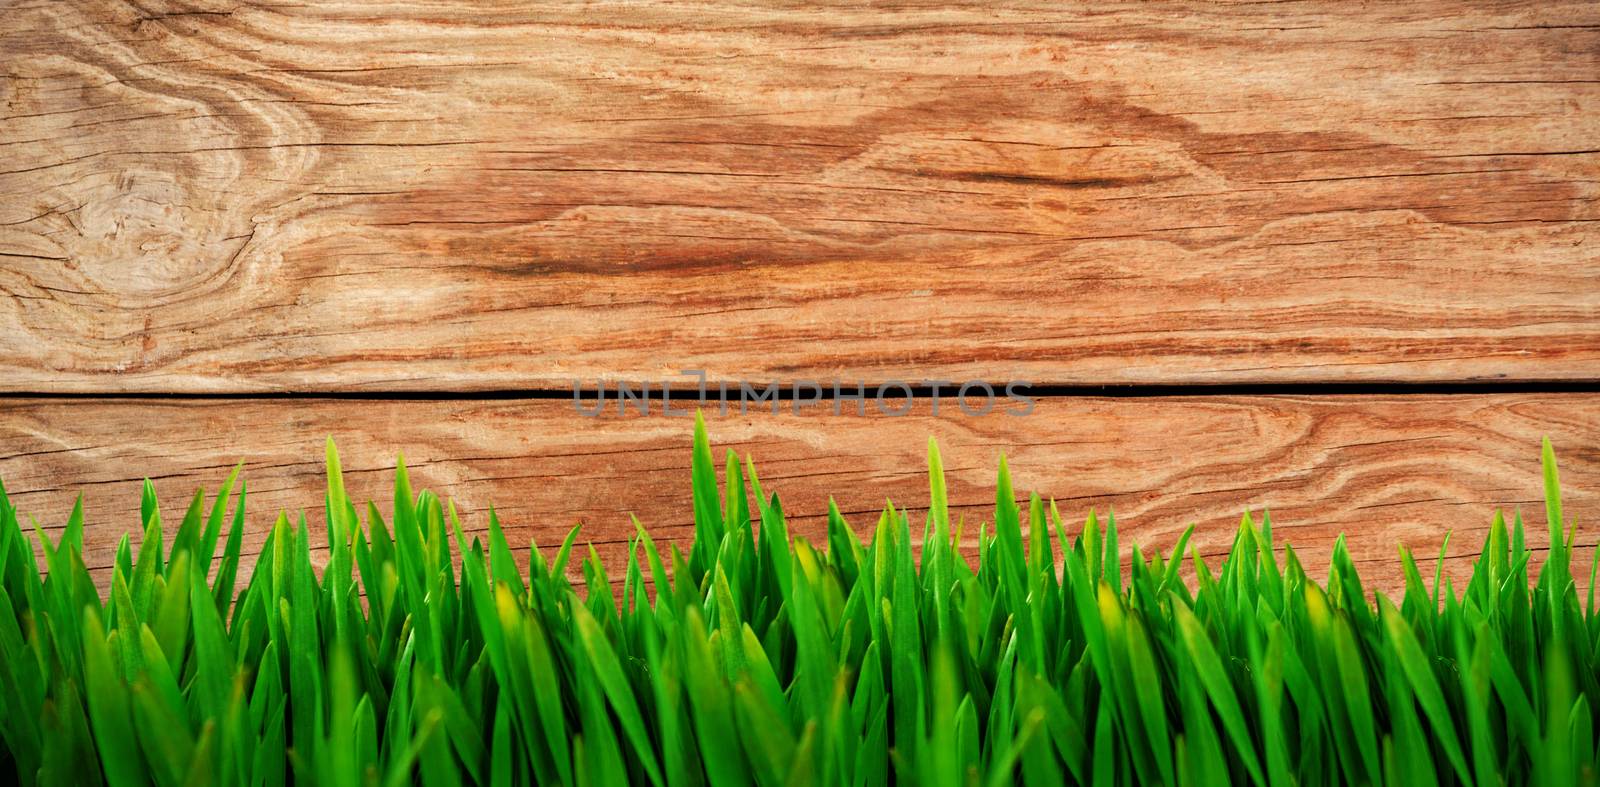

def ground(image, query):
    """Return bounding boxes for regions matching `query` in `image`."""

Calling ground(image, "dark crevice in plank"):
[4,379,1600,402]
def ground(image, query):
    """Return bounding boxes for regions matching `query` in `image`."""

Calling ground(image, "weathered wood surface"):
[2,394,1595,592]
[2,2,1598,392]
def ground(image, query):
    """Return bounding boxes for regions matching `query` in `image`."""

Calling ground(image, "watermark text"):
[573,370,1035,417]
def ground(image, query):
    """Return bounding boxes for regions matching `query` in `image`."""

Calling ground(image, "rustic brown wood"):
[2,394,1595,593]
[2,2,1597,392]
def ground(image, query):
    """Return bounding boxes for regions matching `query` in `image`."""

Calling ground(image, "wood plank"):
[1,394,1595,593]
[2,2,1597,392]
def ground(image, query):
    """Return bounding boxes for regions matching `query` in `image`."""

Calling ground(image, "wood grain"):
[2,2,1597,392]
[2,394,1595,593]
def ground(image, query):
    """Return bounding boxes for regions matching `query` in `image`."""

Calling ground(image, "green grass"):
[0,416,1594,786]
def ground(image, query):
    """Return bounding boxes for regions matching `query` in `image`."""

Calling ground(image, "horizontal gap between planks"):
[2,379,1600,401]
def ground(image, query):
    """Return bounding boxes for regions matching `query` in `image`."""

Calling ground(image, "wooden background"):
[2,1,1597,592]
